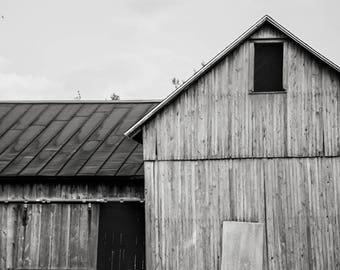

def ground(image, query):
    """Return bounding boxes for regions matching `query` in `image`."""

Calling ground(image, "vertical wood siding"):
[0,181,144,270]
[249,23,286,39]
[0,203,99,270]
[144,160,266,270]
[145,158,340,270]
[143,35,340,161]
[141,22,340,270]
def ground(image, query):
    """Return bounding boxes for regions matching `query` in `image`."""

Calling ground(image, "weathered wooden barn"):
[125,16,340,269]
[0,100,158,270]
[1,15,340,270]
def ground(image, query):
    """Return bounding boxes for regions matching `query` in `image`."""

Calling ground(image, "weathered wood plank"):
[250,23,286,39]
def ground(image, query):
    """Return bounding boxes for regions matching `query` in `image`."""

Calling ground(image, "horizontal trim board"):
[0,175,144,182]
[251,39,286,43]
[144,154,340,162]
[14,269,92,270]
[0,197,145,203]
[249,37,288,41]
[248,90,287,95]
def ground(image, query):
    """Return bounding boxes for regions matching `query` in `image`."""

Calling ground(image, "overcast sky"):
[0,0,339,100]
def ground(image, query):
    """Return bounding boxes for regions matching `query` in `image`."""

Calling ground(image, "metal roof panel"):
[0,101,158,177]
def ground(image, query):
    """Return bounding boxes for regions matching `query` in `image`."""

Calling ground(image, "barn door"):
[96,202,145,270]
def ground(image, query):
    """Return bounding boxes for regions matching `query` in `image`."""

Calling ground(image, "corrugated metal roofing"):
[0,101,158,177]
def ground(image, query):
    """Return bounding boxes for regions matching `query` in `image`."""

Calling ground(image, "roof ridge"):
[0,99,161,104]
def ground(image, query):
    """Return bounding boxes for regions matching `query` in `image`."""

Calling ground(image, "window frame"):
[248,39,288,94]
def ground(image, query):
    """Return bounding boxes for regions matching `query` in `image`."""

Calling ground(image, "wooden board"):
[221,221,263,270]
[0,203,99,270]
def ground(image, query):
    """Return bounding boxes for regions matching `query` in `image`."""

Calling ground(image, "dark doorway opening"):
[97,202,145,270]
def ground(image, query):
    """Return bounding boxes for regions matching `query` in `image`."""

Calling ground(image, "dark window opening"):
[254,43,283,92]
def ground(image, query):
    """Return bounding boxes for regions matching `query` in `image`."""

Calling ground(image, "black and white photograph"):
[0,1,339,269]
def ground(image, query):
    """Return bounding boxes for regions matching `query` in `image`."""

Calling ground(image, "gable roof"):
[125,15,340,139]
[0,101,158,177]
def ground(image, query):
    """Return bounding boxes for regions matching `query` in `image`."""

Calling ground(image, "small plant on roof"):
[171,77,181,89]
[74,90,81,100]
[110,92,120,100]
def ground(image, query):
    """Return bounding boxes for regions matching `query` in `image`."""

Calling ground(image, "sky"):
[0,0,339,100]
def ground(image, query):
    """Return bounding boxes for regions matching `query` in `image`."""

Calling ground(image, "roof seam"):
[37,104,100,176]
[0,104,53,174]
[95,103,157,175]
[0,104,33,139]
[56,105,117,176]
[75,106,132,175]
[95,137,128,176]
[114,143,139,176]
[0,104,16,124]
[134,162,145,176]
[0,106,65,174]
[18,104,85,175]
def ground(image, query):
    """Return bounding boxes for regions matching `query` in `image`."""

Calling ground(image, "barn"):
[125,16,340,269]
[1,15,340,270]
[0,101,158,270]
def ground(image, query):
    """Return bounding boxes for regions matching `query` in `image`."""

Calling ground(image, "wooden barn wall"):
[145,157,340,270]
[0,181,144,270]
[143,26,340,161]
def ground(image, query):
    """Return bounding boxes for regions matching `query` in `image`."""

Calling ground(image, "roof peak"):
[263,14,273,19]
[125,15,340,138]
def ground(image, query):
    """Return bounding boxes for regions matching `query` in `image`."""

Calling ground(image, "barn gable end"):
[126,15,340,142]
[138,17,340,160]
[135,16,340,270]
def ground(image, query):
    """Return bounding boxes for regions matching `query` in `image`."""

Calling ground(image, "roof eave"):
[0,99,162,104]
